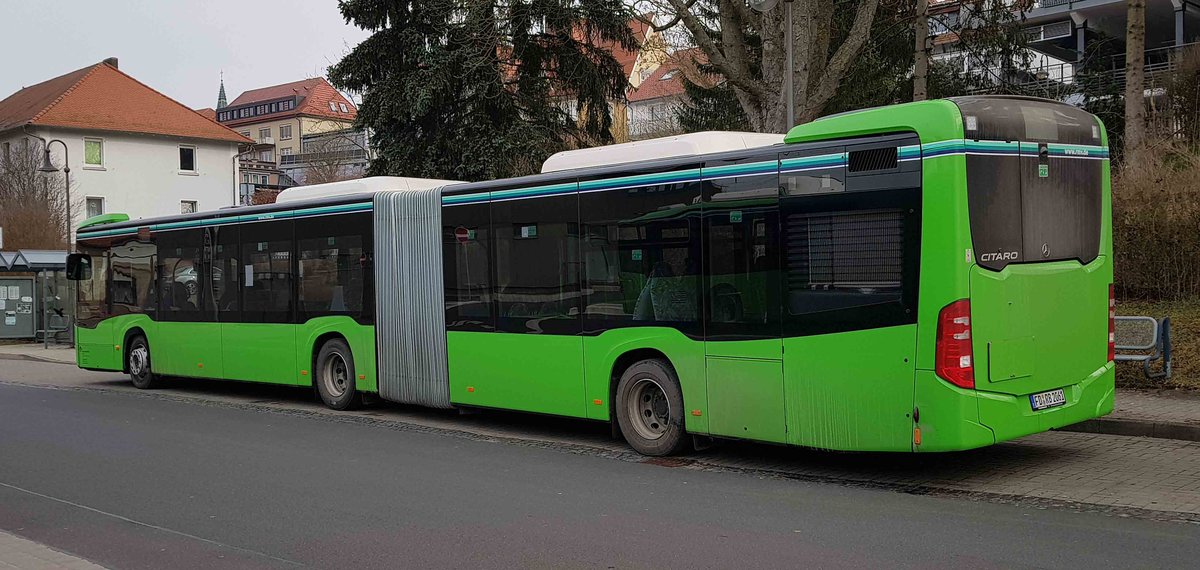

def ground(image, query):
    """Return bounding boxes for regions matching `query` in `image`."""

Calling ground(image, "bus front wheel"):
[127,335,158,389]
[316,339,359,410]
[615,359,687,456]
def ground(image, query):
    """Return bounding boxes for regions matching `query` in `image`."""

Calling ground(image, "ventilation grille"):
[786,209,904,289]
[848,147,898,173]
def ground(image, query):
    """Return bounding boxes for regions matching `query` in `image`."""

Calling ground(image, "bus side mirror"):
[66,253,92,281]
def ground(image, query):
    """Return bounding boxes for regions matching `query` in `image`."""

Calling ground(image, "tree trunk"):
[913,0,929,101]
[1124,0,1147,155]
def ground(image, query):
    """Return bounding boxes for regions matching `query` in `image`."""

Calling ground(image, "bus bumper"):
[914,362,1115,452]
[976,362,1115,445]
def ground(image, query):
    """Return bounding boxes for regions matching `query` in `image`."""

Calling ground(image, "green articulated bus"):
[69,96,1115,455]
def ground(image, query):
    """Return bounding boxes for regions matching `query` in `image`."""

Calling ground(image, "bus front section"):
[920,97,1114,451]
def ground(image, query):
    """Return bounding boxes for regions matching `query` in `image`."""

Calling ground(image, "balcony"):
[279,148,368,167]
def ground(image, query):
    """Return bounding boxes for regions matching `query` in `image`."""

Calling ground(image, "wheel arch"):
[120,326,148,374]
[310,331,350,387]
[608,348,676,424]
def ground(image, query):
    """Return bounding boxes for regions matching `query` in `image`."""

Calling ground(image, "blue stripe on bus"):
[80,138,1110,237]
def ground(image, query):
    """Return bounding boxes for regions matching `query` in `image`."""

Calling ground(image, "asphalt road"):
[1,380,1198,569]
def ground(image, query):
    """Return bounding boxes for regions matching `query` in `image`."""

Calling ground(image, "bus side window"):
[239,220,294,324]
[578,165,703,336]
[443,202,493,332]
[297,212,368,321]
[157,229,206,322]
[491,193,581,335]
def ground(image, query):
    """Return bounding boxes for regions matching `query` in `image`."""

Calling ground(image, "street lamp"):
[34,138,72,247]
[750,0,794,129]
[33,137,73,348]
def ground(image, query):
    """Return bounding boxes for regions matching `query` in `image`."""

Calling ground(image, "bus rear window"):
[953,98,1104,271]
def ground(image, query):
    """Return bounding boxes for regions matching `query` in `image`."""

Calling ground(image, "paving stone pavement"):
[1109,389,1200,425]
[0,531,105,570]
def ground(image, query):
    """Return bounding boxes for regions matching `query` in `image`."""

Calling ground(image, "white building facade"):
[7,128,240,227]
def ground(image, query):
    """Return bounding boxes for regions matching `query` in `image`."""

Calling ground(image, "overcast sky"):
[0,0,371,110]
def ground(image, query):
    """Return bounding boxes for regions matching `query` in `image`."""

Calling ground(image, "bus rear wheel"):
[127,335,158,389]
[316,339,359,410]
[615,359,686,456]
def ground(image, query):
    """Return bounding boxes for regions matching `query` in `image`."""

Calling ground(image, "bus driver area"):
[68,95,1114,457]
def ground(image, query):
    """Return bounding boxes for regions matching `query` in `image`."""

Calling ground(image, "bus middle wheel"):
[316,339,359,410]
[615,358,686,456]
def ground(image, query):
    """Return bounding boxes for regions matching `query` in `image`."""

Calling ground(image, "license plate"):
[1029,389,1066,411]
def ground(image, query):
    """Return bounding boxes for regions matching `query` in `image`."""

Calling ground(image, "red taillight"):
[936,299,974,389]
[1108,284,1116,362]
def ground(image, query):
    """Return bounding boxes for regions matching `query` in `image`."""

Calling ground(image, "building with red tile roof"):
[0,58,250,234]
[625,49,713,140]
[213,77,365,196]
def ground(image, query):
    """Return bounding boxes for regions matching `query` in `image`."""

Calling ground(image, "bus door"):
[466,190,586,418]
[156,227,223,378]
[778,139,921,451]
[221,220,298,384]
[701,155,786,444]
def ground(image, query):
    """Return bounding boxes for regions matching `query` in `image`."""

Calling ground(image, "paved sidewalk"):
[0,530,105,569]
[1,341,1197,440]
[0,344,74,365]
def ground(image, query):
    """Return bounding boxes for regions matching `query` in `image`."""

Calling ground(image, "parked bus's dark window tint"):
[157,229,209,322]
[780,186,920,335]
[109,240,155,317]
[212,225,240,318]
[492,193,580,334]
[443,202,493,331]
[579,169,702,336]
[703,161,781,340]
[297,213,368,321]
[75,242,109,328]
[240,220,293,323]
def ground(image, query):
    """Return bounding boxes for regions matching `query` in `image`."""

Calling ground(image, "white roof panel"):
[541,131,785,173]
[275,176,464,203]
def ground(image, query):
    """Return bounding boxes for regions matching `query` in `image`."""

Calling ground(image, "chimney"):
[102,57,118,69]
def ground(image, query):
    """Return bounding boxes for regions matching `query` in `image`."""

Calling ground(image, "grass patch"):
[1116,299,1199,390]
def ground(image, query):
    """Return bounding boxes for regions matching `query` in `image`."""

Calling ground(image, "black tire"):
[315,339,359,410]
[615,358,687,456]
[127,335,158,389]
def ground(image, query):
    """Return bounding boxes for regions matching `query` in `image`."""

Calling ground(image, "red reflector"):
[935,299,974,389]
[1108,284,1116,362]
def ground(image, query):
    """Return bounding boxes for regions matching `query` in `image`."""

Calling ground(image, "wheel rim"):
[323,352,349,398]
[129,345,149,377]
[626,377,671,441]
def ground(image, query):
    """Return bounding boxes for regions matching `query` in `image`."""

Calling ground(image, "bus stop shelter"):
[0,249,70,344]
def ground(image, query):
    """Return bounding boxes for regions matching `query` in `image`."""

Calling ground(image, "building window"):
[339,103,348,113]
[259,150,274,162]
[280,125,292,140]
[280,147,293,156]
[240,131,251,137]
[242,173,250,183]
[85,196,104,218]
[329,102,338,112]
[84,138,104,167]
[181,200,197,214]
[259,128,270,140]
[179,145,196,172]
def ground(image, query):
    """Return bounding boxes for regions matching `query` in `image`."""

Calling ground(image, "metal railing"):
[1115,316,1172,380]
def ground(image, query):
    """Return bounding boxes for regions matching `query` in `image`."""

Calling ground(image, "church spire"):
[216,71,228,109]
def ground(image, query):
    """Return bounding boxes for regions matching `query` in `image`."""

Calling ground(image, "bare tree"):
[0,138,71,249]
[1124,0,1147,155]
[290,118,372,186]
[637,0,881,133]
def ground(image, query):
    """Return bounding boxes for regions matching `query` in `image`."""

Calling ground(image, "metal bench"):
[1114,316,1172,380]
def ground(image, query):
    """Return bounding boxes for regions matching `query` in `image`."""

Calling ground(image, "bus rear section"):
[925,97,1114,450]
